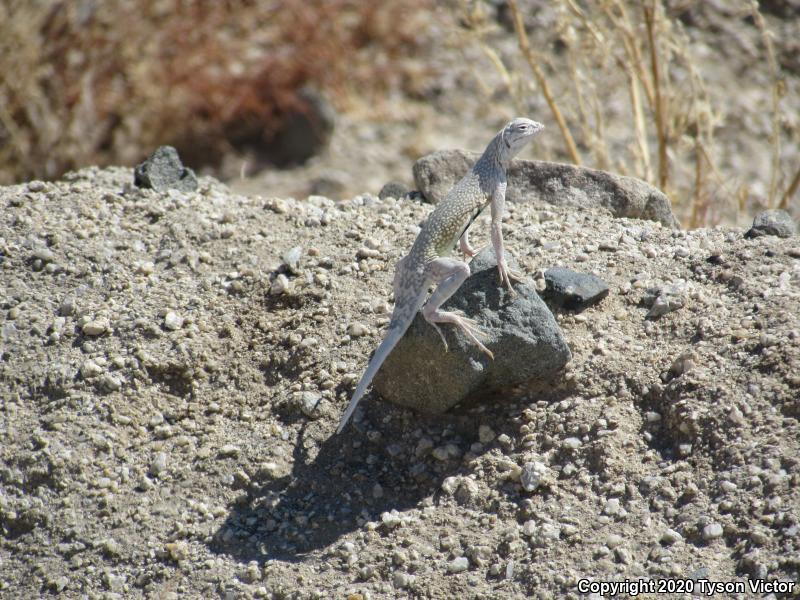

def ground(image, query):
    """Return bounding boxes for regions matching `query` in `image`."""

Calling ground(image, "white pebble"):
[447,556,469,573]
[164,311,183,330]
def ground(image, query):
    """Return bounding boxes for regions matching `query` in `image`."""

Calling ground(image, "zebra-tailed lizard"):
[337,117,544,433]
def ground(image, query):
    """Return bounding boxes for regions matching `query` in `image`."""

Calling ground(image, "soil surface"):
[1,167,798,598]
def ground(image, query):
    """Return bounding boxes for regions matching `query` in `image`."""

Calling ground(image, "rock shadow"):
[210,374,574,565]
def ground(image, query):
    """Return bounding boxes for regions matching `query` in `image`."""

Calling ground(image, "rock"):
[134,146,198,192]
[163,311,183,331]
[543,267,610,311]
[745,209,797,238]
[642,282,687,318]
[82,317,110,336]
[520,461,550,492]
[447,556,469,573]
[413,150,679,228]
[702,522,724,541]
[372,247,571,414]
[661,529,683,545]
[378,181,410,200]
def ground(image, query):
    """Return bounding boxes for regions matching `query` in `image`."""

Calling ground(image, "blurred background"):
[1,0,798,227]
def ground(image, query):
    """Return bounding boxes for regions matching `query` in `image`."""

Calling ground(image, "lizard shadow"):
[209,377,575,566]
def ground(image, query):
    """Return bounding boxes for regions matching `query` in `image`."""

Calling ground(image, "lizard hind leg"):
[421,257,494,360]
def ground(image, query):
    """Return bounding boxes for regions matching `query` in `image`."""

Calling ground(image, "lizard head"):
[500,118,544,158]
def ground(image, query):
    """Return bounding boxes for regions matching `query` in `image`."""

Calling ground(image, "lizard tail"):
[336,318,413,434]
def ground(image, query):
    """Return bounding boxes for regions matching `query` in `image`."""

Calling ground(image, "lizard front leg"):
[421,257,493,359]
[490,183,525,294]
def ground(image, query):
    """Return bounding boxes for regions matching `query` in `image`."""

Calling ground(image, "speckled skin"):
[337,118,544,433]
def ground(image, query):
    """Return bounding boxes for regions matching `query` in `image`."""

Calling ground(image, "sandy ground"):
[1,166,798,598]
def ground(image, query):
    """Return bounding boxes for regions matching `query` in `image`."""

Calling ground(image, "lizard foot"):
[448,313,494,360]
[430,321,449,352]
[498,262,527,295]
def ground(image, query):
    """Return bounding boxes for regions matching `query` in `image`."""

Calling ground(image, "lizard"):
[336,117,544,433]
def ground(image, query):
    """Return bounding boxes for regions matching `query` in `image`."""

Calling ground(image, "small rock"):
[543,268,610,311]
[219,444,241,458]
[478,425,496,443]
[81,359,104,378]
[520,461,549,492]
[33,246,56,263]
[165,540,189,561]
[59,297,76,316]
[270,273,291,295]
[745,209,797,238]
[150,452,168,476]
[643,282,687,318]
[134,146,198,192]
[562,437,582,450]
[602,498,621,515]
[378,181,410,200]
[298,391,322,418]
[447,556,469,574]
[346,322,368,337]
[100,373,123,391]
[661,529,683,545]
[702,522,724,541]
[82,317,110,336]
[282,246,303,274]
[381,510,403,529]
[441,476,460,495]
[164,311,183,330]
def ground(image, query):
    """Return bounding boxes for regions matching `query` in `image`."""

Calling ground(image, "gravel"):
[0,166,798,598]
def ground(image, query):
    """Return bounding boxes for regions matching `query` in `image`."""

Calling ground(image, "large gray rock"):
[372,247,571,414]
[413,150,679,228]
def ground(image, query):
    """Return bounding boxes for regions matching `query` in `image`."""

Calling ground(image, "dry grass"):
[0,0,434,184]
[455,0,799,227]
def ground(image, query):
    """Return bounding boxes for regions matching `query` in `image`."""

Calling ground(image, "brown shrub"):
[0,0,434,184]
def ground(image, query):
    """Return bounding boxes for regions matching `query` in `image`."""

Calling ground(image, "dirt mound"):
[1,168,798,597]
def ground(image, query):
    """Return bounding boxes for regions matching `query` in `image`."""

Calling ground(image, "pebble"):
[282,246,303,273]
[447,556,469,573]
[82,317,110,336]
[100,373,123,391]
[602,498,621,515]
[702,522,724,540]
[381,510,403,529]
[478,425,496,443]
[270,273,291,295]
[661,529,682,544]
[164,311,183,330]
[520,461,549,492]
[59,297,76,316]
[562,437,582,450]
[150,452,168,476]
[219,445,241,458]
[346,322,368,337]
[166,541,189,561]
[522,520,537,537]
[299,391,322,418]
[441,476,460,495]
